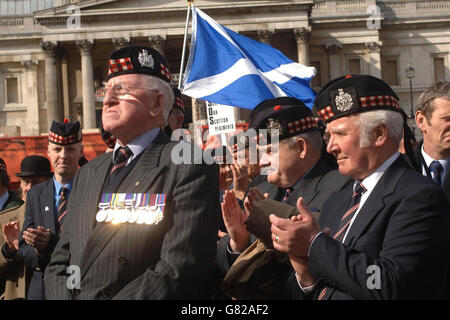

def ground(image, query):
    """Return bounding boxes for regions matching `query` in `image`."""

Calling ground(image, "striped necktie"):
[57,186,69,231]
[110,146,133,176]
[318,182,366,300]
[429,160,443,186]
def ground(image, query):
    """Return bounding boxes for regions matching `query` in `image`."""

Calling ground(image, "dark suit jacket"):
[44,131,220,300]
[19,178,59,300]
[414,141,450,203]
[216,156,351,274]
[288,156,450,299]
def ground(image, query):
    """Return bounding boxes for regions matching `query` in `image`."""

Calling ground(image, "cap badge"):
[138,49,154,69]
[335,88,353,112]
[267,118,283,136]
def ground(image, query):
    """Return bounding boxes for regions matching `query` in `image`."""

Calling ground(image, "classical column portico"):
[294,27,311,66]
[76,39,96,129]
[41,41,60,130]
[326,43,342,80]
[366,41,382,79]
[21,60,40,135]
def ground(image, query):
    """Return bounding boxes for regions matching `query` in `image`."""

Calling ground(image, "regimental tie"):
[282,187,294,203]
[429,160,444,187]
[318,182,366,300]
[57,187,69,231]
[110,146,133,176]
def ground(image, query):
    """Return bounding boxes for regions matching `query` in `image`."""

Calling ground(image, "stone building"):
[0,0,449,138]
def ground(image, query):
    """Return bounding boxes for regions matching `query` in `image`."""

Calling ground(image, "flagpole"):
[178,0,193,89]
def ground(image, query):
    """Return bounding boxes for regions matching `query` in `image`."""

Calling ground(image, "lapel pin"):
[135,181,140,186]
[45,206,49,212]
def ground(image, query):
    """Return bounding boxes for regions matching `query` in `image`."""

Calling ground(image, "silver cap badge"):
[138,49,154,68]
[335,88,353,112]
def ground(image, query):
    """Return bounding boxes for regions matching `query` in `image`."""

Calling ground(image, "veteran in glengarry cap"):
[270,75,450,300]
[44,46,220,300]
[20,120,84,300]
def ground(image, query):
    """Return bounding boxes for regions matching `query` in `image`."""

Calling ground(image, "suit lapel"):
[343,157,406,247]
[80,132,169,280]
[41,180,56,232]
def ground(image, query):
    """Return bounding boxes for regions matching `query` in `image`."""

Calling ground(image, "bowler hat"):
[15,155,52,178]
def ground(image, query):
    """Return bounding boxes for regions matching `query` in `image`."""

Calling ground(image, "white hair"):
[358,110,403,148]
[139,74,174,123]
[282,130,323,152]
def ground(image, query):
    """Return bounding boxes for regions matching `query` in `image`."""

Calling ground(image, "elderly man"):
[44,46,220,300]
[216,97,350,299]
[414,81,450,201]
[271,75,450,299]
[0,155,52,299]
[164,86,185,138]
[19,120,84,300]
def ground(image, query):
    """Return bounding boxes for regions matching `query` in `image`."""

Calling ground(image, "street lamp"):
[405,62,415,135]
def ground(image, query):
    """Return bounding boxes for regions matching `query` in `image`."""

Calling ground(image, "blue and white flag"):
[181,6,317,109]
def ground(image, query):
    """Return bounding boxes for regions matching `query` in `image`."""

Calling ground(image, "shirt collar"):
[421,144,450,172]
[53,177,73,197]
[113,127,160,163]
[358,152,400,193]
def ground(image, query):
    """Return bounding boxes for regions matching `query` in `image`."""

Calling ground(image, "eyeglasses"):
[95,83,157,102]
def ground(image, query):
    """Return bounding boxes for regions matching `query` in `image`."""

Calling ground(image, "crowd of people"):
[0,45,449,300]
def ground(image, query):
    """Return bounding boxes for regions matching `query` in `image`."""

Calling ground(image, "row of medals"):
[96,204,163,225]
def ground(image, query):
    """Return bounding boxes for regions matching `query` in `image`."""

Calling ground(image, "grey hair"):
[139,74,175,123]
[358,110,403,148]
[416,81,450,120]
[282,130,323,153]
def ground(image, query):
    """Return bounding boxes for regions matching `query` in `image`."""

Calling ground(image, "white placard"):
[205,101,236,136]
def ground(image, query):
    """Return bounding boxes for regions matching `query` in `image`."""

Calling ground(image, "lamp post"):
[405,62,415,136]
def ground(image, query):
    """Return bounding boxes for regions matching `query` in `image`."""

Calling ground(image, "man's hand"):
[23,226,51,254]
[230,159,250,200]
[2,221,20,254]
[221,190,250,252]
[270,197,321,258]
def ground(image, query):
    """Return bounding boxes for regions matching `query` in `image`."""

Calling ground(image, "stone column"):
[41,41,60,130]
[257,29,275,45]
[326,43,342,80]
[148,35,167,55]
[76,40,96,129]
[61,54,70,119]
[21,60,40,135]
[294,27,311,66]
[366,41,381,78]
[112,37,130,49]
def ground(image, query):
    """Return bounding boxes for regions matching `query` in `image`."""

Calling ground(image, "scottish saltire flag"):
[181,6,317,109]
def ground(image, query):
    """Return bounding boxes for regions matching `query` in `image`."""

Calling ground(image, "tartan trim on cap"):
[160,63,173,83]
[287,116,318,134]
[108,57,133,75]
[318,95,400,121]
[318,106,335,121]
[359,95,400,109]
[48,132,79,145]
